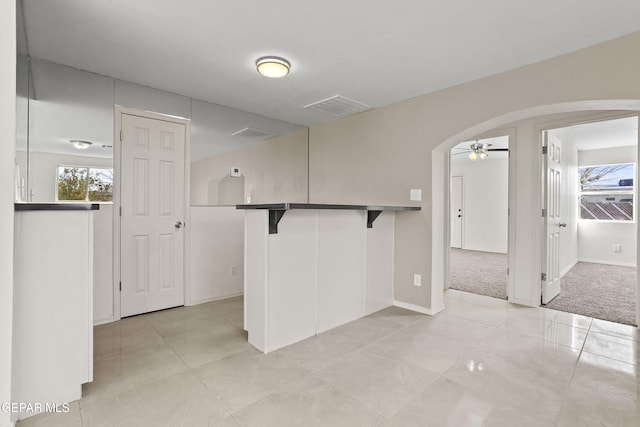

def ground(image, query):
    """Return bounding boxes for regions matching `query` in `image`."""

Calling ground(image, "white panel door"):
[450,175,463,248]
[121,113,186,317]
[542,132,562,304]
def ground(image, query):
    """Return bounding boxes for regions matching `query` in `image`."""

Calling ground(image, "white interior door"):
[542,131,562,304]
[450,175,463,248]
[120,113,186,317]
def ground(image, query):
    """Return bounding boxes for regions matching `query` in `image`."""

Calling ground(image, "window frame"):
[578,162,636,223]
[56,165,114,203]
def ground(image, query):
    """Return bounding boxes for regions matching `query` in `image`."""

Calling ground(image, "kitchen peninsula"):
[237,203,420,353]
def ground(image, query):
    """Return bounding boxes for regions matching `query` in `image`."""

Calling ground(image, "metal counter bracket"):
[367,210,382,228]
[269,209,287,234]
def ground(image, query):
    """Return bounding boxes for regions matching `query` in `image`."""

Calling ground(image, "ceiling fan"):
[451,141,508,161]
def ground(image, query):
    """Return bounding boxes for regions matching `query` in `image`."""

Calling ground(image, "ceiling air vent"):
[304,95,370,118]
[231,127,278,139]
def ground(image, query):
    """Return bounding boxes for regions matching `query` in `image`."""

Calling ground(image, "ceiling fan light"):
[479,152,488,159]
[256,56,290,78]
[70,140,92,150]
[468,152,477,161]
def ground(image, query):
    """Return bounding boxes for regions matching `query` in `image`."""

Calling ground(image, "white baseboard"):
[578,258,636,268]
[393,300,444,316]
[560,259,578,277]
[187,291,244,307]
[93,316,115,326]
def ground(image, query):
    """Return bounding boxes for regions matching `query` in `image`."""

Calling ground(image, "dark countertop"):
[236,203,420,211]
[15,203,101,211]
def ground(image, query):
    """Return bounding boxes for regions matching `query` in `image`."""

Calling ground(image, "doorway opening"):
[541,115,638,326]
[448,135,510,300]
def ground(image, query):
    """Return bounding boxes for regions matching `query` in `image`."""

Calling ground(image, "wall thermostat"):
[230,167,241,177]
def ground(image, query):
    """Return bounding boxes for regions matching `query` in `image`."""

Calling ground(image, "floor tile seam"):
[318,344,443,380]
[472,339,580,368]
[588,330,640,343]
[230,412,248,427]
[323,315,435,367]
[299,320,420,372]
[150,323,194,373]
[567,376,639,404]
[182,346,255,372]
[379,371,449,423]
[92,338,180,362]
[586,328,639,344]
[186,362,235,420]
[436,310,506,332]
[309,372,394,421]
[507,312,595,332]
[578,347,639,367]
[325,322,402,349]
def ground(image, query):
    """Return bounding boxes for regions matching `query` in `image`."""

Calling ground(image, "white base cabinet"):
[12,210,94,421]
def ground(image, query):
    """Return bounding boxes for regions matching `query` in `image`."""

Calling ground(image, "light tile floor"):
[17,290,640,426]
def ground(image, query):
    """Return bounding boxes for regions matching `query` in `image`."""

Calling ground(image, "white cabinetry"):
[12,209,94,421]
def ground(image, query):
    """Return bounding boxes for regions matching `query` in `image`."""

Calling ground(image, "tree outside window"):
[57,166,113,202]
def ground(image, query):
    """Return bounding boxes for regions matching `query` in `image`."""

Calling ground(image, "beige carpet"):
[545,262,637,326]
[450,248,637,326]
[449,248,508,300]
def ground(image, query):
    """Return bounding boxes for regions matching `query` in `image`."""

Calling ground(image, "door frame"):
[112,105,191,321]
[446,128,515,296]
[538,112,639,310]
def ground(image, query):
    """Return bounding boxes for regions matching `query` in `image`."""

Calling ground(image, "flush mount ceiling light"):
[256,56,290,78]
[70,140,92,150]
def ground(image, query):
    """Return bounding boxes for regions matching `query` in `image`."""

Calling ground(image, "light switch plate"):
[410,189,422,201]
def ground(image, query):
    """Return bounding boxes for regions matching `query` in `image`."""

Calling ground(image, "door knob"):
[559,222,567,228]
[174,221,183,229]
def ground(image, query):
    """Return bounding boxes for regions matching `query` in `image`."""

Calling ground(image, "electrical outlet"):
[230,266,239,276]
[413,274,422,287]
[613,244,622,253]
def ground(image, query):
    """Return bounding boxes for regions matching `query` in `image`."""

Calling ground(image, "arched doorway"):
[431,100,640,325]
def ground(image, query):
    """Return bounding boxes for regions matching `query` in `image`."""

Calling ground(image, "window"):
[578,163,634,221]
[57,166,113,202]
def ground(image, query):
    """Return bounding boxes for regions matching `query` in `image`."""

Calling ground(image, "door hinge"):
[507,268,509,275]
[542,208,547,218]
[119,206,122,216]
[541,273,547,281]
[120,130,123,141]
[119,281,122,291]
[542,146,548,155]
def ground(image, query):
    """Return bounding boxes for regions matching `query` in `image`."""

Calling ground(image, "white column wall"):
[245,209,396,353]
[0,0,15,424]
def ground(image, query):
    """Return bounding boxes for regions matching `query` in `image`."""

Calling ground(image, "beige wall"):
[1,1,15,425]
[308,31,640,309]
[191,128,309,205]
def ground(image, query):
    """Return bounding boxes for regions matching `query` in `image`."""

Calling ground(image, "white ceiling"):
[570,116,638,151]
[19,0,640,127]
